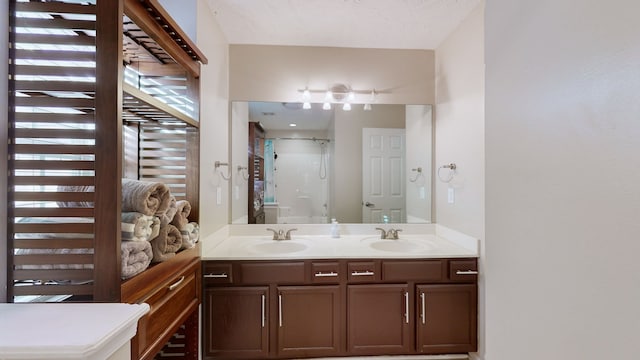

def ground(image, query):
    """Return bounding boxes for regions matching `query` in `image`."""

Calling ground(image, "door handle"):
[364,201,375,208]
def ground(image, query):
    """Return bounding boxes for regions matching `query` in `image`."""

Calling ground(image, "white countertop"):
[201,224,478,260]
[0,303,150,360]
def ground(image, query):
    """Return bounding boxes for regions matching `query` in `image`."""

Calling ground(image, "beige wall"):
[333,105,405,223]
[197,0,230,237]
[434,3,485,358]
[485,1,640,359]
[229,45,435,105]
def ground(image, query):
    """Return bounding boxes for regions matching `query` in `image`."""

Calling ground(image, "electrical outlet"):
[216,187,222,205]
[448,188,455,204]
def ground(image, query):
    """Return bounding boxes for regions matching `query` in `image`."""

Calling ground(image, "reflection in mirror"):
[230,102,432,225]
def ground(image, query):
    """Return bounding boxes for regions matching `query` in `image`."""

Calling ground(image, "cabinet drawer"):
[383,260,443,282]
[448,259,478,282]
[134,259,200,360]
[203,262,233,284]
[311,261,341,284]
[240,262,305,284]
[347,261,380,282]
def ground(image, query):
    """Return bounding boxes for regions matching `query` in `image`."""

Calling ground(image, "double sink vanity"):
[200,223,479,359]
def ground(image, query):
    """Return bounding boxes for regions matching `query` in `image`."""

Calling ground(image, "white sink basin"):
[250,241,308,254]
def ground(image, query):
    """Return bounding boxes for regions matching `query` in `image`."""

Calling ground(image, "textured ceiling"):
[207,0,482,49]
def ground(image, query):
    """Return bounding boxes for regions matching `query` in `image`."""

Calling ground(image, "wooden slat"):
[14,160,95,171]
[15,97,95,108]
[15,128,95,139]
[15,64,96,77]
[14,222,94,234]
[139,141,186,149]
[14,144,96,155]
[14,192,94,202]
[14,269,93,281]
[138,177,186,185]
[15,18,96,31]
[16,49,96,62]
[14,238,93,249]
[139,150,185,157]
[141,133,186,140]
[13,284,94,296]
[139,159,186,166]
[123,83,198,127]
[14,208,94,218]
[14,254,93,266]
[15,80,95,93]
[139,168,185,176]
[15,33,96,46]
[15,2,96,15]
[13,176,94,186]
[15,113,95,123]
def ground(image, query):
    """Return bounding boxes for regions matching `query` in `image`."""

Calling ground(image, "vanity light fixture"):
[289,123,297,127]
[299,84,380,111]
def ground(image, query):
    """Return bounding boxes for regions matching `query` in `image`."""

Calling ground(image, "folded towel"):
[121,240,152,279]
[170,200,191,230]
[159,195,178,226]
[180,222,200,250]
[121,212,160,242]
[149,224,182,263]
[121,178,171,216]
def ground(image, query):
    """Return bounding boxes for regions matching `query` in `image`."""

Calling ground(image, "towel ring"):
[215,161,231,181]
[437,163,456,183]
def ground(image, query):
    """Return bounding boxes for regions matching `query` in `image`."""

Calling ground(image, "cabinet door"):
[277,286,342,358]
[203,287,268,359]
[416,284,477,354]
[347,284,411,355]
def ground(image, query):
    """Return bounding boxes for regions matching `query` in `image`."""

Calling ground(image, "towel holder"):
[437,163,457,183]
[215,161,231,180]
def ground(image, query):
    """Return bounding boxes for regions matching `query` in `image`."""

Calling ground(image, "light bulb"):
[322,102,331,110]
[363,103,372,111]
[343,103,351,111]
[302,88,311,100]
[347,91,355,101]
[303,102,311,109]
[325,90,333,101]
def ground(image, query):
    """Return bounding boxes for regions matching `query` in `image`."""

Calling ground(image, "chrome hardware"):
[420,292,426,324]
[204,273,228,278]
[404,291,409,324]
[375,227,402,240]
[266,228,297,240]
[351,270,375,276]
[364,201,375,208]
[168,276,185,291]
[278,294,283,327]
[314,272,339,277]
[261,294,266,328]
[455,270,479,275]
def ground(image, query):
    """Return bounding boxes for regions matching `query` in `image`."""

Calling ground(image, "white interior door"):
[362,128,405,223]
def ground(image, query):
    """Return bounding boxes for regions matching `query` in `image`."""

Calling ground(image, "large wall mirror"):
[230,101,432,224]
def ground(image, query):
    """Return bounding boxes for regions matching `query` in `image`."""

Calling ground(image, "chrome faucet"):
[375,227,402,240]
[266,228,297,240]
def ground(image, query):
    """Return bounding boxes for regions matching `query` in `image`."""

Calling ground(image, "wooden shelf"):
[123,83,199,128]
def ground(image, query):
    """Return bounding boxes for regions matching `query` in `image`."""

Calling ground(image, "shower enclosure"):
[264,137,330,224]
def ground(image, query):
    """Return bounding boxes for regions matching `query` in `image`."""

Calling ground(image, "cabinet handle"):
[278,294,283,327]
[404,291,409,324]
[420,292,426,324]
[455,270,479,275]
[351,270,375,276]
[168,276,185,291]
[314,271,338,277]
[204,273,228,278]
[261,294,266,328]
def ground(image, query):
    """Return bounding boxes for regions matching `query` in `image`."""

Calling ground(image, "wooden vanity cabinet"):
[202,258,477,359]
[347,284,411,355]
[204,286,269,359]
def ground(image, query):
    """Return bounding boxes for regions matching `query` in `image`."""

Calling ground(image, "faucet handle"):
[266,228,280,240]
[285,228,298,240]
[389,228,402,240]
[375,227,387,239]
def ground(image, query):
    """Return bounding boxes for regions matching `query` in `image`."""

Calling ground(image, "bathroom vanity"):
[200,225,478,359]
